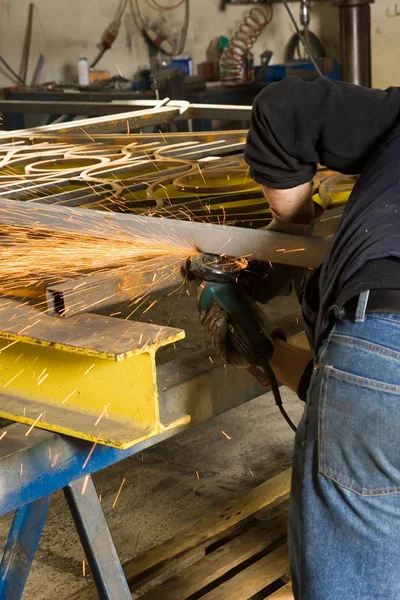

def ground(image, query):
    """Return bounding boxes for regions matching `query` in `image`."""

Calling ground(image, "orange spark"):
[25,412,44,436]
[62,389,78,404]
[82,442,97,469]
[4,369,24,388]
[81,474,90,495]
[112,477,126,509]
[94,403,110,427]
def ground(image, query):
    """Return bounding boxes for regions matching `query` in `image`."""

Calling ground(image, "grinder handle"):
[198,280,276,365]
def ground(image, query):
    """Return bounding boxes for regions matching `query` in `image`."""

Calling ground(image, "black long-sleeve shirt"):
[245,77,400,391]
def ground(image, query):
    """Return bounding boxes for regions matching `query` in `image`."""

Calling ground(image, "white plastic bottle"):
[78,56,90,86]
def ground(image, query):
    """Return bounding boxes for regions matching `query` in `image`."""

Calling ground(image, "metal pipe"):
[333,0,374,87]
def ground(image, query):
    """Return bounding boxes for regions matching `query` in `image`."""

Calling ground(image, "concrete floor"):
[0,288,305,600]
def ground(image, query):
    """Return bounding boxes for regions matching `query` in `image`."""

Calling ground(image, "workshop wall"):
[0,1,396,91]
[0,0,338,88]
[371,1,400,89]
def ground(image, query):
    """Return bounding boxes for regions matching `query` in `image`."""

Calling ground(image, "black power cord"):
[262,358,297,433]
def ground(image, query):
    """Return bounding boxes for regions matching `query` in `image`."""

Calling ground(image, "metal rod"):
[0,106,180,138]
[0,198,332,268]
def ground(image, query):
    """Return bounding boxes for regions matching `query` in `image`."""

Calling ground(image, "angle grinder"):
[184,253,297,432]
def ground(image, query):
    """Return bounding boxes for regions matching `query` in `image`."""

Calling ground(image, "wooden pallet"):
[72,469,293,600]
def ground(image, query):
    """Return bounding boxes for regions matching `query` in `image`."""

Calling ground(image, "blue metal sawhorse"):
[0,423,175,600]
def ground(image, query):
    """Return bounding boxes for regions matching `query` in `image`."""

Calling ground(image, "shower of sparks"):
[112,477,126,509]
[0,431,7,441]
[25,412,44,436]
[0,206,196,318]
[221,430,231,440]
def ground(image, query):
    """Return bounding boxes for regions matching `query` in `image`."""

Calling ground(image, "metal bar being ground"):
[0,199,332,268]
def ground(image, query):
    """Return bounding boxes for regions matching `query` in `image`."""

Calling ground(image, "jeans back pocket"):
[319,365,400,496]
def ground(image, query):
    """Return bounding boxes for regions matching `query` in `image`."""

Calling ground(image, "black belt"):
[344,289,400,319]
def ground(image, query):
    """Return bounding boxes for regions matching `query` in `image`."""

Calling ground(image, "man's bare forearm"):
[262,182,315,223]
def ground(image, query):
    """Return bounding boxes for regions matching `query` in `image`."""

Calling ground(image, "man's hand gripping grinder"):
[184,253,297,432]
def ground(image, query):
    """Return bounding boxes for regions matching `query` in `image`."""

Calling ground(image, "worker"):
[200,77,400,599]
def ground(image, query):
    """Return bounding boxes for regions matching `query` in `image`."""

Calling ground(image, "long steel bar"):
[46,209,343,318]
[0,199,332,268]
[0,100,253,122]
[0,106,180,138]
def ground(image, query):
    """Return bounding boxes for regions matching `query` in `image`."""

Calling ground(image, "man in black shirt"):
[201,77,400,599]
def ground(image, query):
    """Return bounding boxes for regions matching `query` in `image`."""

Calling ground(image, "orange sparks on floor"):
[248,467,255,477]
[112,477,126,509]
[221,430,232,440]
[82,560,86,577]
[196,470,200,480]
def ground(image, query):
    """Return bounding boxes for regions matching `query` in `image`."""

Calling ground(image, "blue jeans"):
[289,310,400,599]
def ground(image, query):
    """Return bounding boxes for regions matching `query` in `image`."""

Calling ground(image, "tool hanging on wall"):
[220,6,273,85]
[129,0,190,56]
[91,0,129,68]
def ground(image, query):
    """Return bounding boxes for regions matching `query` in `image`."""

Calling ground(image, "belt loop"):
[355,290,370,323]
